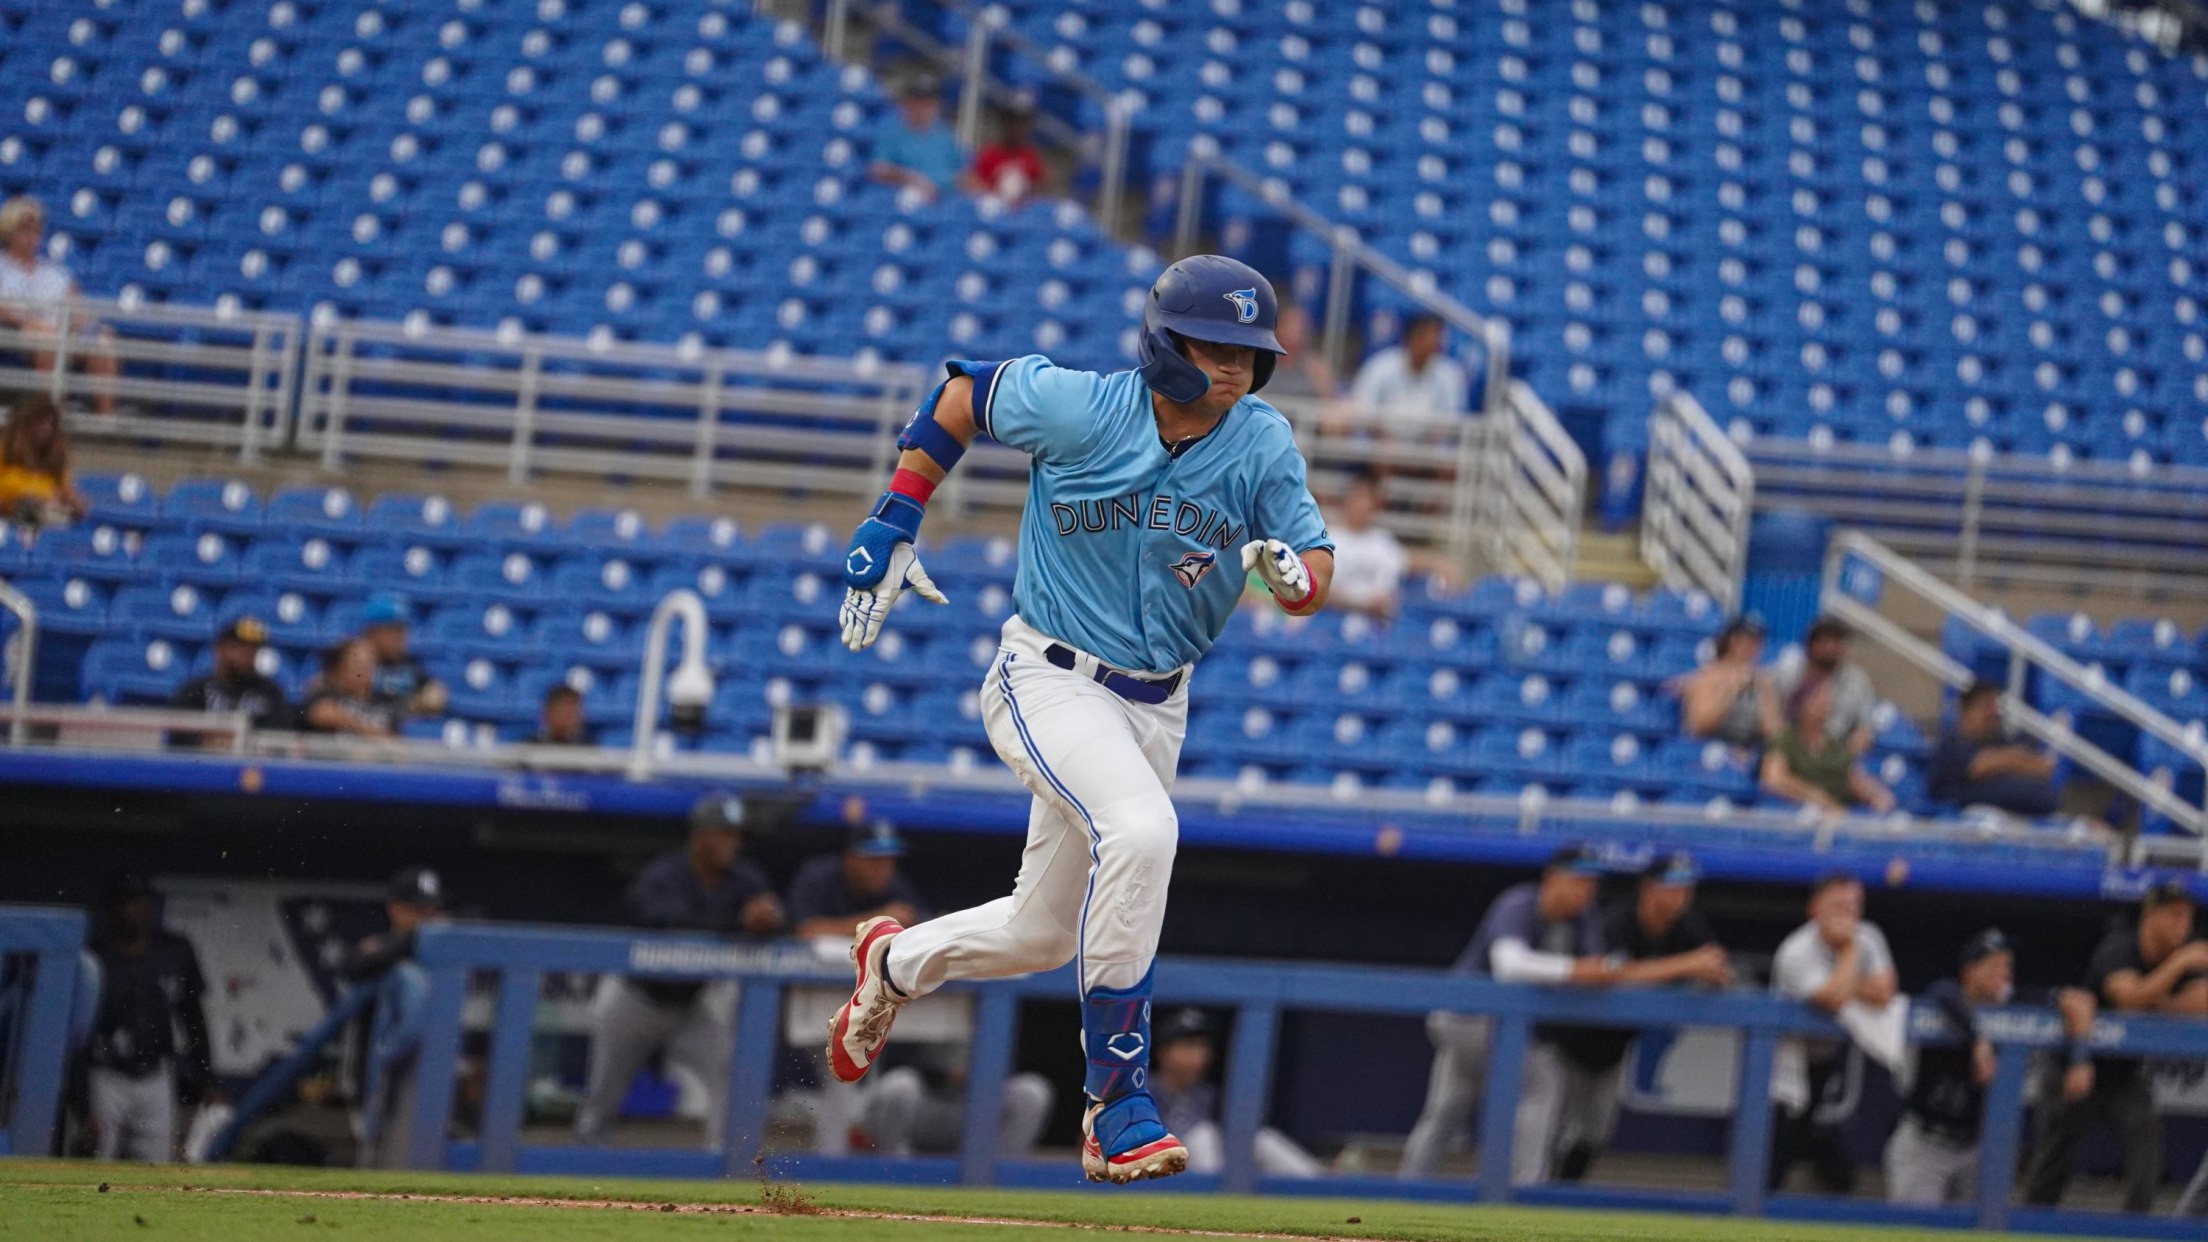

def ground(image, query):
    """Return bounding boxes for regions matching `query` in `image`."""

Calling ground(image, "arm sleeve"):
[1771,933,1828,999]
[967,355,1105,465]
[1859,924,1896,977]
[1490,937,1578,984]
[1254,445,1334,555]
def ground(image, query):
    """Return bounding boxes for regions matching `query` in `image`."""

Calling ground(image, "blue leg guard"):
[1082,966,1155,1103]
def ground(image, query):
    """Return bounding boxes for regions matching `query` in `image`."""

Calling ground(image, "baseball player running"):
[826,255,1334,1183]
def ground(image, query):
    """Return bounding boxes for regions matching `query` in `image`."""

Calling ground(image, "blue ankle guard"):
[1081,966,1155,1102]
[1090,1089,1173,1158]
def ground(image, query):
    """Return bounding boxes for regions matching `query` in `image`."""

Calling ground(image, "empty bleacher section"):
[0,0,1152,371]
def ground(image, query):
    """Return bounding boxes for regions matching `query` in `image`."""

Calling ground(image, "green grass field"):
[0,1160,2098,1242]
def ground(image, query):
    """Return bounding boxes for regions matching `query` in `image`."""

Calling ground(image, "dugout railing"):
[390,921,2208,1239]
[0,905,87,1158]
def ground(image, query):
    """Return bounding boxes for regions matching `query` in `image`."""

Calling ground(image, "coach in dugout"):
[1399,844,1732,1184]
[1883,929,2096,1207]
[1539,852,1734,1182]
[576,793,784,1148]
[1768,871,1899,1194]
[2025,878,2207,1212]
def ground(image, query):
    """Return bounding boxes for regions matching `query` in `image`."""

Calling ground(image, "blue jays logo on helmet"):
[1170,550,1218,588]
[1223,288,1259,324]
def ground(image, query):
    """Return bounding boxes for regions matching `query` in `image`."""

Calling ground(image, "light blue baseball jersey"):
[956,354,1332,674]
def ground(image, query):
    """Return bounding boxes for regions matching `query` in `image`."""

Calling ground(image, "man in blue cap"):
[787,822,926,940]
[360,592,446,721]
[1400,845,1732,1183]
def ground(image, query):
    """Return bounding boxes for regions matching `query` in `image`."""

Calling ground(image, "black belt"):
[1044,643,1183,705]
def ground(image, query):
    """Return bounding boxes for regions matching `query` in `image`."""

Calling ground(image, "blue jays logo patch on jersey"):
[1223,288,1259,324]
[1170,549,1218,588]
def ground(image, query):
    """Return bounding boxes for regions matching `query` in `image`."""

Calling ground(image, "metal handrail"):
[1174,148,1513,419]
[1481,380,1584,592]
[1749,434,2208,594]
[1823,532,2208,848]
[297,317,932,497]
[0,578,35,746]
[1643,391,1754,609]
[0,296,302,462]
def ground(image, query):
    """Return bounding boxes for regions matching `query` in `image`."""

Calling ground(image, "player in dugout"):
[576,793,784,1149]
[1399,845,1732,1184]
[1883,928,2097,1208]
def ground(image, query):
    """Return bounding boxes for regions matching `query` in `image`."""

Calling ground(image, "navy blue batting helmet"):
[1137,254,1284,403]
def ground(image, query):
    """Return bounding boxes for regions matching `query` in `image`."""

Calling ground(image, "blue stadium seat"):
[265,486,364,541]
[245,536,358,599]
[74,473,163,531]
[141,531,245,588]
[160,477,263,536]
[364,493,467,548]
[28,525,151,585]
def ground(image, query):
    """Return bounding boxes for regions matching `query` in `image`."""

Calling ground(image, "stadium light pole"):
[629,588,713,781]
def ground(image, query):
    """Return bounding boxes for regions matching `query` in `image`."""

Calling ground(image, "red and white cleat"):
[825,915,906,1083]
[1080,1097,1188,1185]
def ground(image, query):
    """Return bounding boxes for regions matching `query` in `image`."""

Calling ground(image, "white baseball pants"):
[886,615,1188,996]
[89,1062,175,1162]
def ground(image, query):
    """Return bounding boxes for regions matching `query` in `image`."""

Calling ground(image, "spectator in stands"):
[1775,617,1876,754]
[171,617,292,732]
[1883,929,2095,1208]
[81,872,215,1162]
[339,867,447,1169]
[577,793,783,1148]
[1543,852,1733,1182]
[1399,844,1732,1184]
[2025,879,2207,1212]
[1927,680,2059,818]
[1761,680,1896,814]
[302,639,398,738]
[0,393,86,527]
[1152,1007,1323,1178]
[1768,872,1899,1194]
[360,593,447,720]
[870,75,964,199]
[788,821,925,940]
[533,683,591,746]
[1680,615,1781,751]
[1267,301,1341,403]
[0,195,119,415]
[966,95,1045,203]
[1347,313,1469,425]
[1324,470,1410,619]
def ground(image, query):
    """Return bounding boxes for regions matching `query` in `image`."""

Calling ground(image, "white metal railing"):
[1480,381,1584,592]
[0,578,34,746]
[0,295,302,462]
[1643,390,1754,610]
[1748,436,2208,597]
[1822,531,2208,852]
[295,318,933,497]
[1172,149,1513,419]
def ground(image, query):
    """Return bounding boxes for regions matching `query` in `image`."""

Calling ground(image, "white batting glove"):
[1240,538,1313,610]
[839,542,948,651]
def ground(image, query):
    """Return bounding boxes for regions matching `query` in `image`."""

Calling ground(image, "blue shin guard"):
[1082,967,1156,1103]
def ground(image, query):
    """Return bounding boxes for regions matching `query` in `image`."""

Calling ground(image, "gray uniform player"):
[576,794,783,1147]
[1399,845,1730,1184]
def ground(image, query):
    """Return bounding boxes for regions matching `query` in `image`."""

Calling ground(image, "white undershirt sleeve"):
[1489,936,1577,984]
